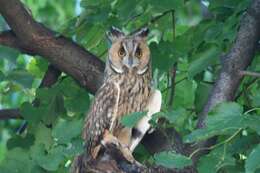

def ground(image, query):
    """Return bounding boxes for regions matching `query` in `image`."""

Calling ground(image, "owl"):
[72,27,161,173]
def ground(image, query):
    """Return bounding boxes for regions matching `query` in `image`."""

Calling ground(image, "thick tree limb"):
[0,30,37,55]
[194,0,260,162]
[0,0,105,94]
[197,0,260,128]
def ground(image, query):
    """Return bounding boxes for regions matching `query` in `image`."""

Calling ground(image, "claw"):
[102,130,120,147]
[101,130,136,164]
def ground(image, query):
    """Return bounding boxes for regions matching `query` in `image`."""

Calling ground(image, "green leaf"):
[30,144,64,171]
[148,0,183,12]
[6,69,34,88]
[207,102,243,126]
[243,114,260,135]
[7,134,35,150]
[173,79,196,108]
[198,146,236,173]
[195,82,213,113]
[228,134,259,155]
[0,46,19,64]
[27,58,45,78]
[59,77,90,113]
[184,102,243,143]
[34,123,54,150]
[251,92,260,107]
[20,102,43,125]
[151,41,176,72]
[0,70,4,81]
[121,112,146,128]
[36,88,66,124]
[154,108,188,128]
[116,0,140,20]
[0,148,35,173]
[154,151,192,169]
[62,139,84,157]
[52,119,83,144]
[245,144,260,173]
[188,45,220,78]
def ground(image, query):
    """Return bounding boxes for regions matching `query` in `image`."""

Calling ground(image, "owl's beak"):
[123,57,138,69]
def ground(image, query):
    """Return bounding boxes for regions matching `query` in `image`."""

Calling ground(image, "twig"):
[162,77,187,93]
[235,78,258,100]
[168,64,177,108]
[240,70,260,78]
[167,10,177,108]
[171,10,175,39]
[188,128,242,159]
[244,107,260,114]
[124,13,143,27]
[131,9,174,34]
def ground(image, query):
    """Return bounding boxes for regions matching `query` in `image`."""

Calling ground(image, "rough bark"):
[0,0,105,94]
[197,0,260,128]
[194,0,260,161]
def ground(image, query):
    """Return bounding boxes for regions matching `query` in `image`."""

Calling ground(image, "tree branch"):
[240,70,260,78]
[38,65,61,88]
[0,30,37,55]
[168,63,178,107]
[194,0,260,161]
[197,0,260,128]
[0,0,105,94]
[131,9,174,34]
[0,108,21,120]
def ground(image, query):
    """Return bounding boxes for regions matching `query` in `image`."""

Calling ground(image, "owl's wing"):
[129,89,162,152]
[83,81,120,159]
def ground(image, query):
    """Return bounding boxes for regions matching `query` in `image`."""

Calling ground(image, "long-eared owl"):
[72,27,161,173]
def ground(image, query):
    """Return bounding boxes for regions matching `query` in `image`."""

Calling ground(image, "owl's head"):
[106,27,150,75]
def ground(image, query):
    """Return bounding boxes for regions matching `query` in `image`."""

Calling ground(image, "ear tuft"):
[106,26,125,42]
[134,27,149,38]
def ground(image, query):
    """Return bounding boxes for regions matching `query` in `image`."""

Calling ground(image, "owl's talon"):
[102,130,120,147]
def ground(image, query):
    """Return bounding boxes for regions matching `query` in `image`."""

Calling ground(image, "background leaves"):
[0,0,259,173]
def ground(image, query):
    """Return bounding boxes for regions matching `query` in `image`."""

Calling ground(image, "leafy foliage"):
[120,112,146,128]
[0,0,259,173]
[245,144,260,173]
[154,151,192,169]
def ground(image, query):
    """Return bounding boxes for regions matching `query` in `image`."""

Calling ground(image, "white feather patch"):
[137,66,148,75]
[129,89,162,152]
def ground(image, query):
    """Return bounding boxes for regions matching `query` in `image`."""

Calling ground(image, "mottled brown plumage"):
[71,27,155,173]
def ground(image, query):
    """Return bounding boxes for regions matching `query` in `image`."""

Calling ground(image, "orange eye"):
[135,47,142,58]
[118,47,126,57]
